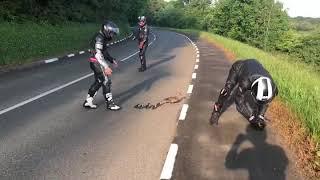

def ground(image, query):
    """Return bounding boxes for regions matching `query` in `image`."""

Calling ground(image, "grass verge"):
[171,28,320,178]
[0,22,130,66]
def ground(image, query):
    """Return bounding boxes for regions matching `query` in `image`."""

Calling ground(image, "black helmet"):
[251,76,273,102]
[138,16,147,27]
[101,21,119,40]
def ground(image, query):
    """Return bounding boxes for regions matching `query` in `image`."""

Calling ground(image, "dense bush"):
[290,33,320,68]
[0,0,147,24]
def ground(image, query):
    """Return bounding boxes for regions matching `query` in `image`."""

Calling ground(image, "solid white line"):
[67,54,75,58]
[0,34,157,115]
[120,51,140,62]
[160,144,178,180]
[79,51,85,54]
[0,73,93,116]
[187,85,194,94]
[194,65,199,70]
[192,73,197,79]
[121,33,157,62]
[179,104,189,121]
[45,58,58,64]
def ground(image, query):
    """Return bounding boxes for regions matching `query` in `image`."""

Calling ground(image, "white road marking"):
[121,33,157,62]
[110,42,114,45]
[187,85,194,94]
[120,51,140,62]
[196,54,200,58]
[192,73,197,79]
[179,104,189,121]
[79,51,85,54]
[45,58,58,64]
[0,34,157,116]
[196,58,200,63]
[160,144,178,180]
[194,65,199,70]
[67,54,75,58]
[0,73,93,116]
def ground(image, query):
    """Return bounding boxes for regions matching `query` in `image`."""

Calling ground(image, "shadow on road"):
[225,125,288,180]
[115,73,168,105]
[148,55,176,70]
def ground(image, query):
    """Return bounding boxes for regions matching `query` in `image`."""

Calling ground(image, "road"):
[0,29,302,180]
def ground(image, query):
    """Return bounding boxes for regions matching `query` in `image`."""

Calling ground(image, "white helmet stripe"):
[266,78,273,99]
[252,77,273,101]
[257,78,264,101]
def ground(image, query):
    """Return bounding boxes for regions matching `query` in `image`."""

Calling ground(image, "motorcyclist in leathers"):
[210,59,278,130]
[134,16,150,72]
[83,21,121,111]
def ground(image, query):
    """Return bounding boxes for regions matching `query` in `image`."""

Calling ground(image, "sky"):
[277,0,320,18]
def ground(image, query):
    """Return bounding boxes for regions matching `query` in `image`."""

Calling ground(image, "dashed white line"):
[45,58,58,64]
[179,104,189,121]
[187,85,194,94]
[194,65,199,70]
[79,51,85,54]
[192,73,197,79]
[196,54,200,58]
[0,34,157,116]
[196,58,200,63]
[160,144,178,180]
[67,54,75,58]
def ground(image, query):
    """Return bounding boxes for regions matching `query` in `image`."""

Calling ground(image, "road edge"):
[0,34,133,75]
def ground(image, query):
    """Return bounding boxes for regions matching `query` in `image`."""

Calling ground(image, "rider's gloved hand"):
[249,115,266,130]
[104,67,113,76]
[209,102,222,126]
[112,59,118,68]
[139,41,144,49]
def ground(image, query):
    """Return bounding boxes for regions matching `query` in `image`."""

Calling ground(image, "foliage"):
[0,22,130,66]
[290,17,320,32]
[0,0,148,24]
[289,33,320,68]
[207,0,289,51]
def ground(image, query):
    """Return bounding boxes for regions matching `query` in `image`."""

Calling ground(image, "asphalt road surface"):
[0,30,302,180]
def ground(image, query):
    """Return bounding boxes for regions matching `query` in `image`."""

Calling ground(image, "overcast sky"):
[277,0,320,18]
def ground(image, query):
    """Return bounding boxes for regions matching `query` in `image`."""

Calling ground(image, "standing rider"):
[134,16,150,72]
[83,21,121,111]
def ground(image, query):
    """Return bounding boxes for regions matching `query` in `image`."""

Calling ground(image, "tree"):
[207,0,289,50]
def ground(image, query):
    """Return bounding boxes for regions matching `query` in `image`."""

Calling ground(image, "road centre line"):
[0,34,157,116]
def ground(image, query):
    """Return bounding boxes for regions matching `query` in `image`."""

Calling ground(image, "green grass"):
[175,29,320,141]
[0,22,130,66]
